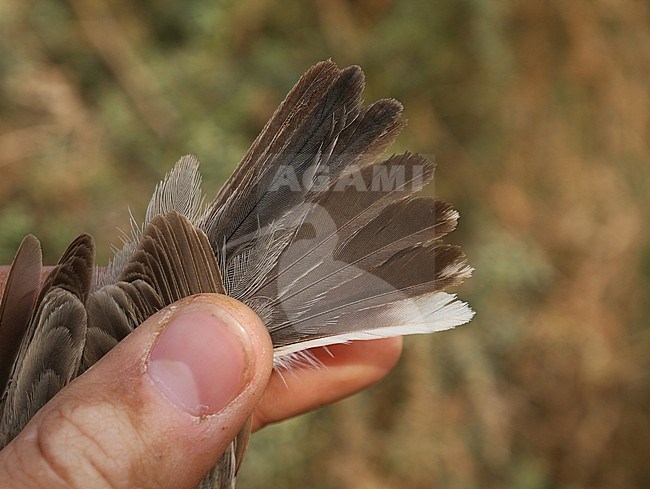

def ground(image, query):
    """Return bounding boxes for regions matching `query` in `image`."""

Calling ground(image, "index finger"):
[252,337,403,431]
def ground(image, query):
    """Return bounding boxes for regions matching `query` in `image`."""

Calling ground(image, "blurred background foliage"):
[1,0,649,488]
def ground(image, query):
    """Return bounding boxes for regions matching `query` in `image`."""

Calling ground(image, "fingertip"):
[253,338,403,431]
[146,294,273,417]
[189,294,274,381]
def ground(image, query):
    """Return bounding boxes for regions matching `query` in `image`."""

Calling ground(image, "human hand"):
[0,284,401,488]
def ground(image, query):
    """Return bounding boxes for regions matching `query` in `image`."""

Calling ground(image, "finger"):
[252,337,402,431]
[0,294,273,489]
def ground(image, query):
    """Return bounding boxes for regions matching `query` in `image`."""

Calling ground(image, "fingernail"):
[147,301,252,417]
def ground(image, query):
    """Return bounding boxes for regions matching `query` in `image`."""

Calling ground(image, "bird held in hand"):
[0,60,473,488]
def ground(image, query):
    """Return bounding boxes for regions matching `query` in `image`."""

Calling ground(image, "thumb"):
[0,294,273,489]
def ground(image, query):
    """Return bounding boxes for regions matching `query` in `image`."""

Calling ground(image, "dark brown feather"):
[0,234,94,446]
[120,211,225,301]
[0,235,42,397]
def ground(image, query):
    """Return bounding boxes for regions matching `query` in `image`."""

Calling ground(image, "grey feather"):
[99,155,206,290]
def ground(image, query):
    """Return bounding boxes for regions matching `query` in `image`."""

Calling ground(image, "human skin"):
[0,265,402,430]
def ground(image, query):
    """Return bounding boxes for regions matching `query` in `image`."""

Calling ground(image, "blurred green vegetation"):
[1,1,649,488]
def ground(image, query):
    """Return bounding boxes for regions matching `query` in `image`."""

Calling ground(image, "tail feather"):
[337,197,458,266]
[211,66,366,246]
[256,153,434,293]
[266,243,471,354]
[199,61,350,248]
